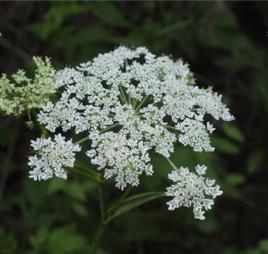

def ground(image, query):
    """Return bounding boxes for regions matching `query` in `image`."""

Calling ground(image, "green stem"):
[90,222,107,254]
[98,184,106,219]
[100,123,120,133]
[133,98,138,108]
[119,85,128,104]
[91,188,165,252]
[76,136,89,144]
[75,123,120,144]
[105,191,165,223]
[66,165,102,182]
[164,124,178,131]
[135,95,150,111]
[108,186,132,215]
[165,157,178,171]
[119,93,125,104]
[90,183,107,254]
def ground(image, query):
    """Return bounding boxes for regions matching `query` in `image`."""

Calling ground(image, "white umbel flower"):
[87,129,153,190]
[28,134,81,181]
[165,164,223,220]
[31,46,234,192]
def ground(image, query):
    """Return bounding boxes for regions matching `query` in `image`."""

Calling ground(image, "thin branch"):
[108,186,132,214]
[98,184,106,220]
[165,157,178,171]
[135,95,150,112]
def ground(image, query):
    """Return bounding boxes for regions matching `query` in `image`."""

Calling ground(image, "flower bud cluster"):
[0,57,56,116]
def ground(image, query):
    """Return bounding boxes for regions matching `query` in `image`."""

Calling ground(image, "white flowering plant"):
[0,46,234,252]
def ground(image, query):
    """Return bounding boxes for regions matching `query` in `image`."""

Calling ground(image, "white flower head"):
[165,164,223,220]
[28,134,81,181]
[31,46,233,193]
[87,130,153,190]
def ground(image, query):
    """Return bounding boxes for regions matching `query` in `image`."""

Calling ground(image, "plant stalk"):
[90,183,107,254]
[165,157,178,171]
[135,95,150,111]
[90,221,107,254]
[108,186,132,215]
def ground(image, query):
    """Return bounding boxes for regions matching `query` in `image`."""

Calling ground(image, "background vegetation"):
[0,1,268,254]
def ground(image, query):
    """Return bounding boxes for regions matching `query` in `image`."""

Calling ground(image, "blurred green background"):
[0,1,268,254]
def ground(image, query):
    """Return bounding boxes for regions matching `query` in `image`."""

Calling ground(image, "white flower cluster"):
[27,46,233,218]
[166,165,223,220]
[87,129,153,190]
[28,134,81,181]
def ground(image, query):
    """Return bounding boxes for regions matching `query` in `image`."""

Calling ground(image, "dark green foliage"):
[0,2,268,253]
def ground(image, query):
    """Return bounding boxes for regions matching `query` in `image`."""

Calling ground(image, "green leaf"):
[247,150,264,174]
[119,210,164,241]
[195,214,219,234]
[155,21,189,36]
[259,239,268,251]
[88,2,129,27]
[47,227,88,254]
[65,183,86,202]
[54,24,112,50]
[211,137,239,154]
[72,202,88,217]
[30,228,48,250]
[223,185,241,199]
[107,192,164,222]
[222,124,244,142]
[28,2,84,39]
[0,228,17,253]
[47,178,67,194]
[225,173,245,186]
